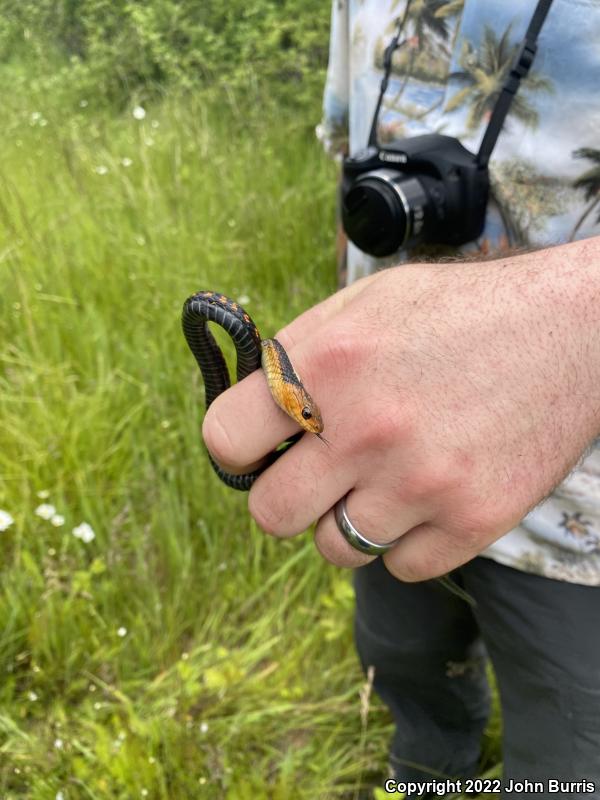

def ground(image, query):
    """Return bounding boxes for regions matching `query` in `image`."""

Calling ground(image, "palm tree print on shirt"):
[379,0,457,92]
[391,0,453,51]
[373,0,464,130]
[570,148,600,241]
[445,24,553,132]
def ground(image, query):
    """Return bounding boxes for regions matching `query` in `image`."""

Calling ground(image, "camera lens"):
[342,170,430,257]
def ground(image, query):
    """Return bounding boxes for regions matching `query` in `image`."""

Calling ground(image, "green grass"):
[0,72,501,799]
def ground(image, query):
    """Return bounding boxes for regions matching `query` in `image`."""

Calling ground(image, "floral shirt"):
[318,0,600,585]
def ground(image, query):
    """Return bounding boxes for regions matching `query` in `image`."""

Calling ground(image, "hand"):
[203,239,600,580]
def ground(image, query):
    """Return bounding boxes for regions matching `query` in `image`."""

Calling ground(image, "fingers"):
[202,368,298,474]
[313,487,429,568]
[202,273,381,475]
[247,429,355,537]
[202,330,333,474]
[383,521,488,582]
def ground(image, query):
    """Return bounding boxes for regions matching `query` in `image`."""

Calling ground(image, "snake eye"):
[301,407,312,420]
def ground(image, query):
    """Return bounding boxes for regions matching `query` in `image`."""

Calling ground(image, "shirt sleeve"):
[315,0,350,159]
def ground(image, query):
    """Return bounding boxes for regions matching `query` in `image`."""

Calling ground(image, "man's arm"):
[203,237,600,580]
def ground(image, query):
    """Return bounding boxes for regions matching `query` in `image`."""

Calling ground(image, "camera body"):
[341,133,490,258]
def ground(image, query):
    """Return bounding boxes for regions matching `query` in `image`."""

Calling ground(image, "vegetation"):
[0,3,504,797]
[571,147,600,240]
[0,0,331,108]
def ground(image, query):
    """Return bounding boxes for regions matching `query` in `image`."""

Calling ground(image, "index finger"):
[202,273,379,474]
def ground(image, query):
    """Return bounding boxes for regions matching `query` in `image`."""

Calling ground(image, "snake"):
[181,291,475,606]
[181,290,326,490]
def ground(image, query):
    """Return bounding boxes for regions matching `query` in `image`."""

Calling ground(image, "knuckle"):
[402,447,476,506]
[397,461,455,508]
[310,327,371,382]
[343,395,414,457]
[450,505,502,544]
[411,466,454,503]
[365,405,412,451]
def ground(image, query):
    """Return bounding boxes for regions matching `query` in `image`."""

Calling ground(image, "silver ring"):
[334,495,397,556]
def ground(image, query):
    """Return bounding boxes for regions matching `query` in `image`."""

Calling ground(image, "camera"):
[341,134,489,257]
[340,0,551,258]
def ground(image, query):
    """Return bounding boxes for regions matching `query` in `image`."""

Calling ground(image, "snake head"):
[261,338,325,438]
[286,384,324,435]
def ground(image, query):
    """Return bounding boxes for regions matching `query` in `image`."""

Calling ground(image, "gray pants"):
[354,557,600,799]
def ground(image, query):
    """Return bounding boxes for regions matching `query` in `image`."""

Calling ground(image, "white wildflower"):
[50,514,65,527]
[132,105,146,120]
[54,738,64,749]
[199,721,209,734]
[80,99,88,108]
[151,120,159,129]
[117,626,127,638]
[28,691,38,701]
[35,503,56,520]
[0,510,14,531]
[238,294,250,306]
[73,522,95,543]
[30,111,42,124]
[56,792,65,800]
[121,157,133,167]
[37,489,50,499]
[94,165,108,176]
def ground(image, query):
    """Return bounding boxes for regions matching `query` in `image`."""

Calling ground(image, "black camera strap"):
[369,0,554,164]
[367,0,413,147]
[477,0,554,167]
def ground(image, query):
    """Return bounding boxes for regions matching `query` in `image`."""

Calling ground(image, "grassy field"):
[0,67,501,798]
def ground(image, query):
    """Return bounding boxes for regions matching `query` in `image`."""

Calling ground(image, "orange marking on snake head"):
[261,346,324,435]
[243,313,250,322]
[231,302,238,310]
[285,383,324,435]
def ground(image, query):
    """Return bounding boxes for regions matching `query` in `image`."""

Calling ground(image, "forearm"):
[493,237,600,451]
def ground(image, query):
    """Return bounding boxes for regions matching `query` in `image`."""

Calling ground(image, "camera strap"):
[477,0,554,166]
[367,0,413,147]
[368,0,555,163]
